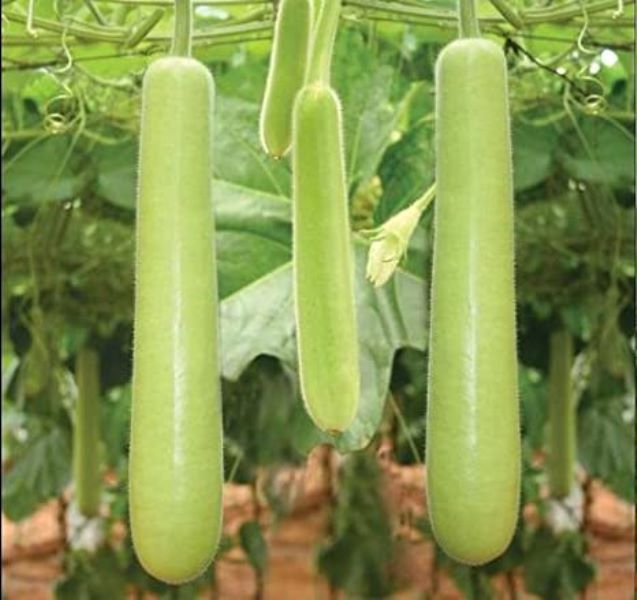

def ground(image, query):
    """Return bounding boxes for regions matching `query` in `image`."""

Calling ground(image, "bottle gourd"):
[129,55,223,584]
[548,330,575,498]
[293,0,359,433]
[73,347,102,517]
[259,0,312,158]
[425,33,521,564]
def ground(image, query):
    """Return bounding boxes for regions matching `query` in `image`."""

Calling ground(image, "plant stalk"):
[170,0,191,56]
[307,0,341,84]
[458,0,480,37]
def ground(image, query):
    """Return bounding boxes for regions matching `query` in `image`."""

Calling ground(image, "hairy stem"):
[170,0,191,56]
[458,0,480,37]
[307,0,341,84]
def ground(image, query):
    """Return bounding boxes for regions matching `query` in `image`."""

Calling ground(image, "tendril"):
[612,0,624,18]
[26,0,38,36]
[575,0,596,56]
[576,74,607,114]
[54,28,74,73]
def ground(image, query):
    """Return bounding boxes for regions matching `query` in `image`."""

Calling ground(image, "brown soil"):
[2,447,635,599]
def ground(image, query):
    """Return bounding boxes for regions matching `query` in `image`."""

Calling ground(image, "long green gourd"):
[425,0,520,565]
[311,0,323,26]
[293,0,359,433]
[259,0,312,158]
[73,347,101,517]
[548,330,575,498]
[129,0,223,584]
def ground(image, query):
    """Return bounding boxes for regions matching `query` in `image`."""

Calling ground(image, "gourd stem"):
[307,0,341,85]
[171,0,192,56]
[458,0,480,38]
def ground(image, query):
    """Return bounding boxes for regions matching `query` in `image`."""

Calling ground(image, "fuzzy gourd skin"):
[292,83,359,434]
[426,38,520,566]
[73,347,101,517]
[259,0,312,158]
[130,57,223,585]
[548,330,575,498]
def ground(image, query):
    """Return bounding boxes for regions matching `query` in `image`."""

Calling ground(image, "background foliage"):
[2,0,635,597]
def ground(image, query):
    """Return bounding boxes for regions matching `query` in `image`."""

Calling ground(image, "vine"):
[1,0,633,57]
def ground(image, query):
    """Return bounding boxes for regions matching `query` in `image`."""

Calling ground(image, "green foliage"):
[558,118,634,189]
[523,527,596,599]
[388,348,427,465]
[318,452,397,597]
[55,547,126,600]
[578,380,635,502]
[222,357,308,482]
[512,121,558,191]
[2,422,70,520]
[377,120,435,222]
[519,367,548,452]
[3,137,89,206]
[239,521,268,575]
[100,385,131,473]
[1,5,635,598]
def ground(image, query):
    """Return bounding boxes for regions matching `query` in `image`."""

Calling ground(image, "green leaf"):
[93,142,137,209]
[333,32,404,192]
[214,174,426,456]
[239,521,267,575]
[215,181,292,299]
[214,93,291,196]
[376,121,435,223]
[55,547,126,600]
[435,560,493,600]
[317,453,396,596]
[2,424,71,521]
[3,136,89,206]
[222,357,307,482]
[101,385,131,471]
[523,527,596,599]
[219,241,427,453]
[557,117,635,188]
[512,121,558,191]
[519,366,548,452]
[578,392,635,502]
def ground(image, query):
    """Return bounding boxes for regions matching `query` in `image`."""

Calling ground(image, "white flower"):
[363,184,435,288]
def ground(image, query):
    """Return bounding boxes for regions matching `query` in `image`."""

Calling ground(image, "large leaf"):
[577,392,635,502]
[317,453,396,596]
[557,117,635,189]
[222,357,308,481]
[214,93,291,196]
[2,424,71,521]
[512,121,558,191]
[523,527,596,600]
[219,235,427,453]
[333,31,405,192]
[215,181,292,299]
[93,142,137,209]
[3,136,89,206]
[375,121,435,223]
[55,547,126,600]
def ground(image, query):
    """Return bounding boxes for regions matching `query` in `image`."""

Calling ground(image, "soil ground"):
[2,448,635,599]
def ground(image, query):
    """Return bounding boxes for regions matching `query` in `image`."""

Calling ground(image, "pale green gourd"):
[292,0,359,433]
[129,56,223,585]
[426,37,521,566]
[259,0,312,158]
[548,330,576,498]
[293,84,358,433]
[73,347,102,518]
